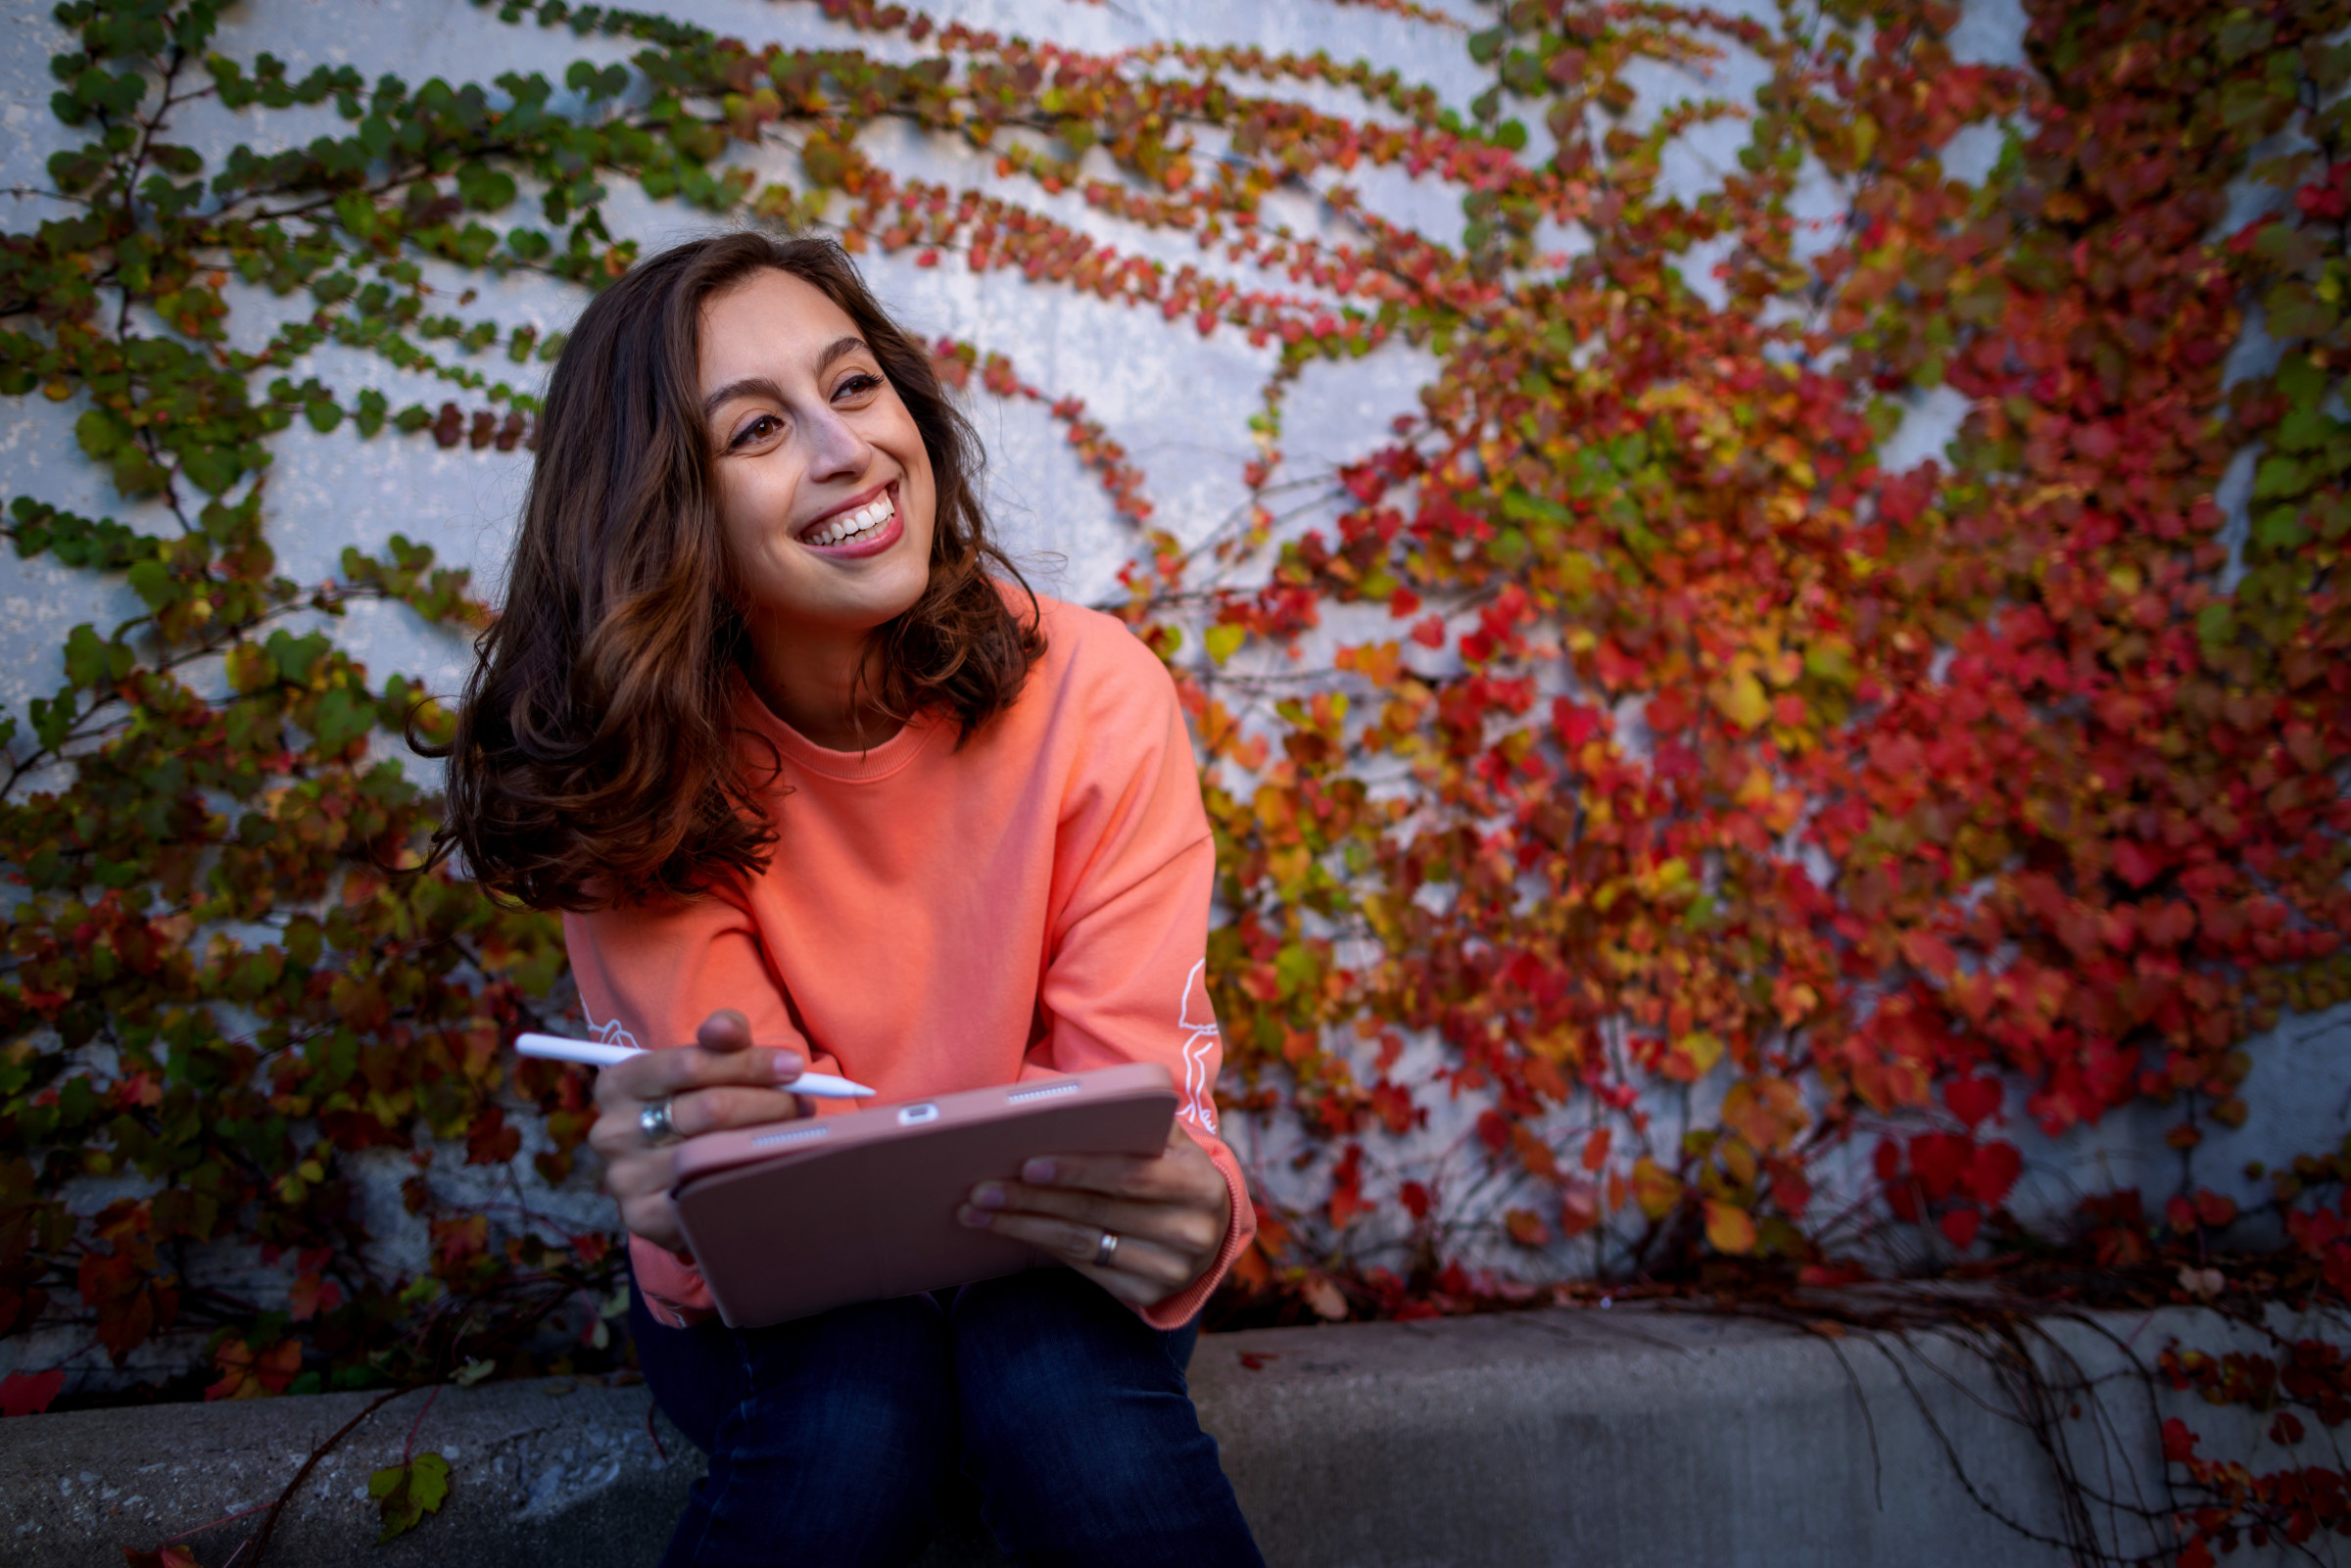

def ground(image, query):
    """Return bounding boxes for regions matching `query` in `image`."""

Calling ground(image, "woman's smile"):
[797,480,902,556]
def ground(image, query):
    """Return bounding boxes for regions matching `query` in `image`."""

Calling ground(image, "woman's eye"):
[833,372,882,402]
[729,413,782,450]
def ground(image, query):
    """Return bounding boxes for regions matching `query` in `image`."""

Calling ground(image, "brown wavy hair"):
[423,231,1043,912]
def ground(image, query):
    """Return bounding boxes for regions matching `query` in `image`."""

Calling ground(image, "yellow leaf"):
[1714,671,1770,731]
[1663,1028,1723,1081]
[1204,624,1245,664]
[1849,113,1879,167]
[1718,1135,1758,1187]
[1631,1157,1680,1219]
[1704,1200,1757,1255]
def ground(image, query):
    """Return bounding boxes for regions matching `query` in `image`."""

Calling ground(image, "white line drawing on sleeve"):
[583,1006,640,1052]
[1177,959,1221,1134]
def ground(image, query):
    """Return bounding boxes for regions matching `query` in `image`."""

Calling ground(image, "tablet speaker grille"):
[1006,1079,1082,1105]
[751,1123,833,1148]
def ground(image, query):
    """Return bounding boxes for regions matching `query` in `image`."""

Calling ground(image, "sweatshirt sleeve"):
[1033,626,1256,1330]
[562,889,832,1329]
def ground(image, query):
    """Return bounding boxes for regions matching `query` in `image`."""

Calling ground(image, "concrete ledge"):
[0,1304,2285,1567]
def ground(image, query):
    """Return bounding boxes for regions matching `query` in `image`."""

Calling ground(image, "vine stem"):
[156,1383,419,1568]
[400,1382,440,1462]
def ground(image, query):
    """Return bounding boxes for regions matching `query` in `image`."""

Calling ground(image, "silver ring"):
[1091,1228,1119,1268]
[639,1095,681,1147]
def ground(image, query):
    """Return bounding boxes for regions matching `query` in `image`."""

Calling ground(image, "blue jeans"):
[630,1264,1264,1567]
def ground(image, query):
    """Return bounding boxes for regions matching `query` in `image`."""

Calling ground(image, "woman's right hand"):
[587,1008,808,1257]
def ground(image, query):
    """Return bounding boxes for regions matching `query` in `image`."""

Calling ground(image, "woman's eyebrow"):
[700,340,870,418]
[815,334,869,372]
[702,374,787,418]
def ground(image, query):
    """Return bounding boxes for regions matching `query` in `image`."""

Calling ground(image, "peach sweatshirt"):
[562,595,1253,1331]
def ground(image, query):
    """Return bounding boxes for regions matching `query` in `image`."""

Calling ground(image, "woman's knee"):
[727,1292,957,1464]
[950,1270,1258,1564]
[665,1295,959,1567]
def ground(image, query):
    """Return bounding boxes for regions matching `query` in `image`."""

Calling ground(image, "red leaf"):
[1964,1141,2022,1208]
[1559,1179,1600,1239]
[1908,1132,1971,1201]
[1326,1144,1369,1229]
[1644,689,1691,735]
[2111,839,2165,889]
[122,1549,202,1568]
[2162,1417,2199,1463]
[1899,928,1956,978]
[1943,1074,2002,1129]
[0,1369,64,1417]
[1475,1110,1511,1152]
[1939,1207,1981,1249]
[1872,1136,1901,1181]
[1553,698,1603,747]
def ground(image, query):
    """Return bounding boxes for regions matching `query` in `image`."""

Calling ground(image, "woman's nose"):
[800,404,872,484]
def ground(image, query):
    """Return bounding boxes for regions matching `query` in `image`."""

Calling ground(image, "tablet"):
[668,1063,1177,1328]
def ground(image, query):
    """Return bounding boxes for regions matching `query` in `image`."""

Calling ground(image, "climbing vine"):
[0,0,2345,1557]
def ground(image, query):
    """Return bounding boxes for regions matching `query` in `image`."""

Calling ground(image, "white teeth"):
[806,493,894,547]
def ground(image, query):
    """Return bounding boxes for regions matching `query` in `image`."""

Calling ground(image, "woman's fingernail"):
[772,1053,803,1082]
[1022,1159,1055,1184]
[972,1183,1005,1209]
[958,1205,992,1228]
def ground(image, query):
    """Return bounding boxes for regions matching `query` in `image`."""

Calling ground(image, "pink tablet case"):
[669,1063,1177,1328]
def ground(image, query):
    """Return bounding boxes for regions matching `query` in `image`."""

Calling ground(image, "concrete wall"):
[6,1302,2322,1567]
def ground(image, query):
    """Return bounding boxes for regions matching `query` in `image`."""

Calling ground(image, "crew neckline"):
[729,666,941,783]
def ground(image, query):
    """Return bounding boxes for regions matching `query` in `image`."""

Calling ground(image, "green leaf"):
[126,556,178,611]
[73,409,122,459]
[180,445,244,496]
[2277,353,2326,407]
[1501,488,1570,528]
[1204,624,1245,665]
[2252,506,2309,551]
[2217,9,2275,65]
[368,1451,451,1544]
[307,685,376,753]
[2252,455,2307,500]
[2265,281,2337,343]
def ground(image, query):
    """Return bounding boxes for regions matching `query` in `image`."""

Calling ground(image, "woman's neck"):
[742,623,905,752]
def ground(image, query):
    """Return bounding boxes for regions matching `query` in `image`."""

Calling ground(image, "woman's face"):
[698,268,936,641]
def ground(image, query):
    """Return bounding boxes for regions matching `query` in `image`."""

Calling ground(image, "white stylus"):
[514,1031,878,1098]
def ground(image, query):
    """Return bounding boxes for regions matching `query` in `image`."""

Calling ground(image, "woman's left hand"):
[959,1119,1232,1312]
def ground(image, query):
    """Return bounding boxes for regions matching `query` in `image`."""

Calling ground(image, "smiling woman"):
[427,234,1040,910]
[699,273,940,748]
[425,231,1264,1568]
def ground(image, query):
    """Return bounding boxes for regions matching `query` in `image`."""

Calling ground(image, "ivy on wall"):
[0,0,2346,1556]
